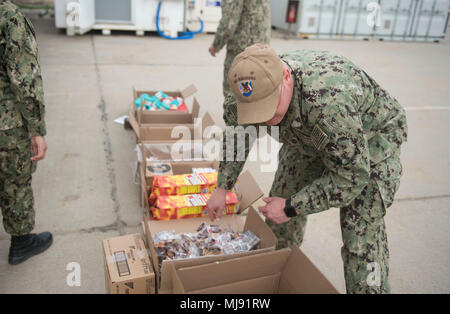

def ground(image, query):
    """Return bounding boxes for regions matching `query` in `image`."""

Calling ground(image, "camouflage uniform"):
[0,1,46,236]
[212,0,271,97]
[217,50,408,294]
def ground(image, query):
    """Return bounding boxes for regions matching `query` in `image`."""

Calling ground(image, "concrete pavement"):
[0,14,449,293]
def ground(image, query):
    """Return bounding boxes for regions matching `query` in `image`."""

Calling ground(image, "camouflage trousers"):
[222,48,242,97]
[0,126,36,236]
[268,144,402,294]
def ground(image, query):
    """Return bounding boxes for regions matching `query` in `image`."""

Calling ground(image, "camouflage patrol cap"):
[228,44,284,125]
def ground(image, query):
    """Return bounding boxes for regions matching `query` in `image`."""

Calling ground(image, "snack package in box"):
[150,191,238,221]
[150,172,217,202]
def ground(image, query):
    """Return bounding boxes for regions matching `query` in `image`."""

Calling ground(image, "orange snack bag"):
[150,191,238,221]
[150,172,217,203]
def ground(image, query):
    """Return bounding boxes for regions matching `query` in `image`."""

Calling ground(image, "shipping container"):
[270,0,449,41]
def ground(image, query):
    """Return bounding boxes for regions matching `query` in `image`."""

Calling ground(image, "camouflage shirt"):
[218,50,408,215]
[0,1,46,136]
[212,0,271,53]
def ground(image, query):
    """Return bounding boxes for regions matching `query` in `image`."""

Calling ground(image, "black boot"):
[9,232,53,265]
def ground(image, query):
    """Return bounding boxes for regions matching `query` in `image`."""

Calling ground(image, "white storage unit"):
[337,0,376,39]
[54,0,205,36]
[271,0,341,39]
[376,0,417,40]
[301,0,342,39]
[409,0,450,41]
[270,0,449,41]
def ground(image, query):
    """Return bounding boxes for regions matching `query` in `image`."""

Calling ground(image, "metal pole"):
[183,0,188,32]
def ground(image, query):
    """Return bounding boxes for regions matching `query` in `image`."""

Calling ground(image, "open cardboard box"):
[143,171,277,294]
[139,142,219,186]
[129,84,203,139]
[103,233,155,294]
[132,84,198,121]
[138,143,219,211]
[171,246,339,294]
[129,101,215,142]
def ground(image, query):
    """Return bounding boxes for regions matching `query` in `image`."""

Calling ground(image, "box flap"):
[181,274,282,294]
[163,245,274,294]
[128,110,141,140]
[180,84,197,99]
[201,111,215,131]
[191,98,200,118]
[173,248,290,292]
[278,245,339,294]
[132,86,138,101]
[234,170,264,213]
[143,211,161,289]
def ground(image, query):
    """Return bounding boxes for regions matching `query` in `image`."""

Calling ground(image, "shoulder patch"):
[311,124,329,151]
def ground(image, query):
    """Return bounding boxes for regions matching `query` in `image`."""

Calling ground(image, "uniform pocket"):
[368,133,395,166]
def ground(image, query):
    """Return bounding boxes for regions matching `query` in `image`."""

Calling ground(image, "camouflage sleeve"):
[217,93,257,190]
[4,13,46,137]
[290,100,370,216]
[212,0,245,53]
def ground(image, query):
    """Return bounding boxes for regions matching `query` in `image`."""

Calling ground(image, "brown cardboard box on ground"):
[172,246,339,294]
[103,233,155,294]
[143,171,278,294]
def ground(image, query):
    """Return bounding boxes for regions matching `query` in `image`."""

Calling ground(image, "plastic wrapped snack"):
[151,172,218,198]
[135,91,187,111]
[149,191,238,221]
[152,223,261,272]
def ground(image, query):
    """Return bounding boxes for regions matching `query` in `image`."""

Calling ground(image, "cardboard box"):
[103,233,155,294]
[150,191,238,221]
[143,171,277,294]
[138,143,219,211]
[172,246,339,294]
[132,84,197,123]
[129,84,215,141]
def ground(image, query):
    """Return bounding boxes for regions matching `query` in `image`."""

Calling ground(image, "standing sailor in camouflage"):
[207,44,408,294]
[208,0,271,97]
[1,1,52,265]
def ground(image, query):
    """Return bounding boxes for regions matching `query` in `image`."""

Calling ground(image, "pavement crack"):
[80,221,128,234]
[90,35,125,235]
